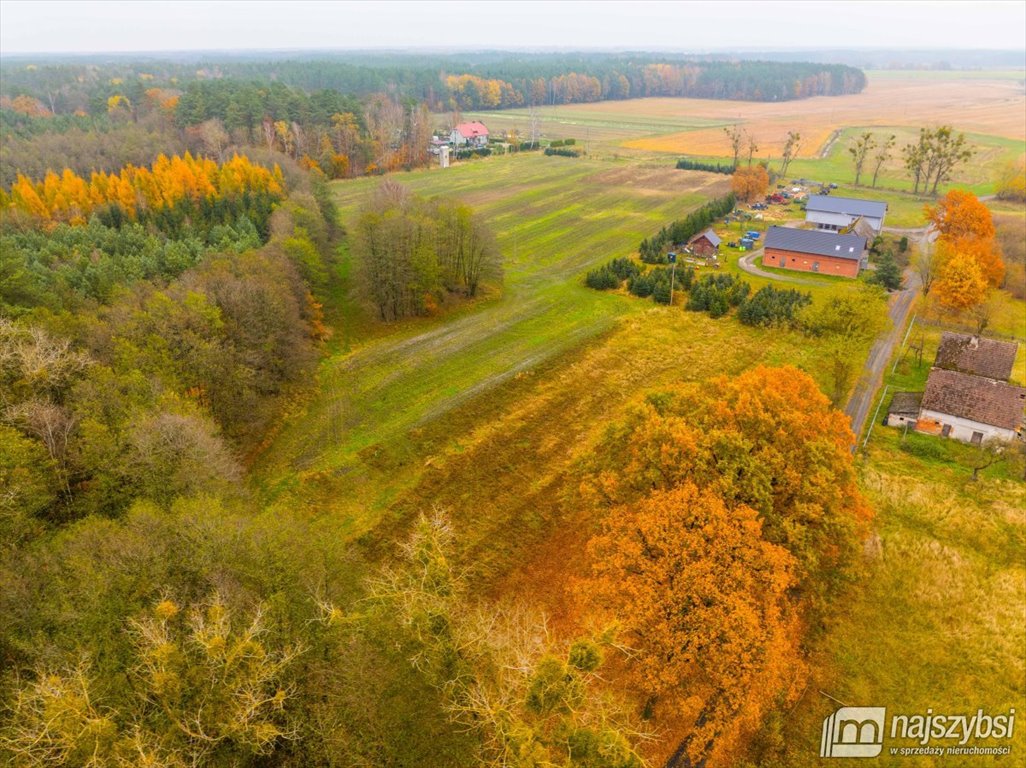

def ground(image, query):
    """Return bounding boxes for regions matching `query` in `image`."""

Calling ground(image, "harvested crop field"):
[469,74,1026,158]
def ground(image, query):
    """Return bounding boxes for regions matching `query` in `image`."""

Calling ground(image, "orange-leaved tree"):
[3,152,284,229]
[731,165,770,203]
[926,189,995,241]
[934,251,989,311]
[586,365,871,598]
[580,483,802,766]
[926,189,1004,288]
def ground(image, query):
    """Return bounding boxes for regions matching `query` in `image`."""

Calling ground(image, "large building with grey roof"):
[805,195,887,233]
[762,226,868,278]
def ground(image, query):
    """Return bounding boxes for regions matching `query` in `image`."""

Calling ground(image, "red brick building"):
[762,226,867,278]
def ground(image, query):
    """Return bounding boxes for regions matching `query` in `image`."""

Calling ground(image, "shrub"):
[584,258,640,290]
[899,236,909,253]
[737,285,812,326]
[686,274,750,317]
[585,266,620,290]
[627,274,653,297]
[544,147,581,158]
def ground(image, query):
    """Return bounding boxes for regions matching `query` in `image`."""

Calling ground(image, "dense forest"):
[1,52,866,112]
[0,53,865,187]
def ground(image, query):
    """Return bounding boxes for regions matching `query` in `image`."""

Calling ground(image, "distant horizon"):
[2,1,1024,56]
[1,46,1023,66]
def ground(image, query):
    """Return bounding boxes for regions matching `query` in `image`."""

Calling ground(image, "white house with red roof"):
[450,121,489,148]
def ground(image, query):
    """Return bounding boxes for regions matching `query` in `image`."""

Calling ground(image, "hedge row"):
[675,158,735,174]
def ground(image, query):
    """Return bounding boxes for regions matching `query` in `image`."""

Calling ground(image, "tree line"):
[2,54,866,116]
[2,152,283,229]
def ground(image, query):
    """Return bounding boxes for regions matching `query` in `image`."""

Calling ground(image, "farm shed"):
[450,121,489,148]
[805,195,887,233]
[688,229,721,257]
[915,368,1026,444]
[886,391,923,428]
[762,226,867,278]
[934,332,1017,381]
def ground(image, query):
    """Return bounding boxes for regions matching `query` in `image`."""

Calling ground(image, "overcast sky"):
[1,0,1024,55]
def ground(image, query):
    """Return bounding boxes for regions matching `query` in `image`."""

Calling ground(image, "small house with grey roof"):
[762,226,867,278]
[805,195,887,233]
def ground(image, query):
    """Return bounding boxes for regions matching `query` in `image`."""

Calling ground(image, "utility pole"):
[668,252,678,305]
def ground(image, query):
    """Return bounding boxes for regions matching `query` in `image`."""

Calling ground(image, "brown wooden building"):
[687,228,721,257]
[762,226,867,278]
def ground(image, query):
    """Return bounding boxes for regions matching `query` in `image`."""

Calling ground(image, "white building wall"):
[918,408,1019,444]
[805,210,884,232]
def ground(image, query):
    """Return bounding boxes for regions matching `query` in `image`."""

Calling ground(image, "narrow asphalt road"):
[842,269,920,440]
[843,225,933,441]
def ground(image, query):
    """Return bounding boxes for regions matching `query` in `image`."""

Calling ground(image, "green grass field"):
[253,154,734,524]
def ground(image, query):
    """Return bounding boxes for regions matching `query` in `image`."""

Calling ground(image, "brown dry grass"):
[592,76,1026,156]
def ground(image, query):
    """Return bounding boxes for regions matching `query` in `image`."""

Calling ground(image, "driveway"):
[737,248,828,286]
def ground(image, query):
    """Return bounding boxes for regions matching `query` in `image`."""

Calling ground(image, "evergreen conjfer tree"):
[871,251,904,291]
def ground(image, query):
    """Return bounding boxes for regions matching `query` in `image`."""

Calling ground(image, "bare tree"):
[848,132,875,186]
[914,242,937,295]
[779,130,801,176]
[745,130,759,167]
[723,124,743,169]
[871,133,896,188]
[198,118,229,162]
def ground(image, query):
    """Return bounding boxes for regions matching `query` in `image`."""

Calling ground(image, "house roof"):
[934,332,1018,381]
[920,368,1026,431]
[763,226,867,261]
[888,391,923,415]
[454,121,489,138]
[846,217,877,240]
[690,228,721,247]
[806,195,887,219]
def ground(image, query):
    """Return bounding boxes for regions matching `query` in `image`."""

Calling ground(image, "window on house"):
[971,431,983,445]
[941,424,952,437]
